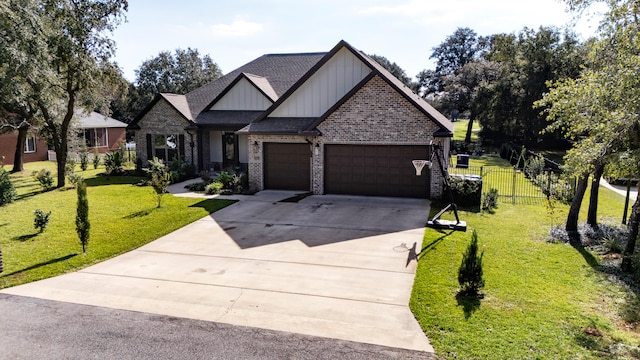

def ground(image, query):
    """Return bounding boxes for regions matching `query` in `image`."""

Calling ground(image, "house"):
[129,40,453,198]
[0,111,127,166]
[76,111,127,154]
[0,130,48,166]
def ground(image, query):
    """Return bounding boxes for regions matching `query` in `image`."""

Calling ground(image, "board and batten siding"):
[269,47,371,118]
[210,77,273,111]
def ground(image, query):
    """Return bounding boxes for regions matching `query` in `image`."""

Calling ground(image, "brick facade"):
[134,99,197,167]
[248,75,449,198]
[0,133,48,166]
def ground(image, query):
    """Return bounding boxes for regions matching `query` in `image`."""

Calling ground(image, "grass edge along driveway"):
[411,160,640,359]
[0,164,235,290]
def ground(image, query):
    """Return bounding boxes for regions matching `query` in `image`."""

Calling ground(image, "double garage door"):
[263,143,430,198]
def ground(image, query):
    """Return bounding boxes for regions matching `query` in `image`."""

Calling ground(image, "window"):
[154,134,179,162]
[24,136,36,153]
[82,128,108,147]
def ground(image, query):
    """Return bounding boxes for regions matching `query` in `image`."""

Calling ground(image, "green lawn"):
[453,119,481,142]
[411,155,640,359]
[0,162,234,289]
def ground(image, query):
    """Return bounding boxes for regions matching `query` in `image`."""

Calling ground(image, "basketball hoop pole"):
[426,142,466,232]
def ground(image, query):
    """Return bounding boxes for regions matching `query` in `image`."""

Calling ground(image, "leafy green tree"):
[0,0,128,188]
[76,180,90,253]
[133,48,222,114]
[540,0,640,266]
[368,54,414,88]
[0,0,49,173]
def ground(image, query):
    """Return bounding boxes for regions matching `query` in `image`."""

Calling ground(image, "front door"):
[222,133,237,169]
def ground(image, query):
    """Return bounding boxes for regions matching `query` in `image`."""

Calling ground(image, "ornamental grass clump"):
[458,230,485,297]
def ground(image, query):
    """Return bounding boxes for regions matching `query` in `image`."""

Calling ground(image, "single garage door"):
[264,143,310,191]
[324,144,430,198]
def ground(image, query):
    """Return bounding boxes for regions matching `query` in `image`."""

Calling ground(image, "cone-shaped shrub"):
[76,180,90,253]
[458,230,485,296]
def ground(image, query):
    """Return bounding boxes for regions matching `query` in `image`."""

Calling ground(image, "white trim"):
[24,136,36,153]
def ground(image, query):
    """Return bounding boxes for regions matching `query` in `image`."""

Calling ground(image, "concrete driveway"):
[2,191,433,353]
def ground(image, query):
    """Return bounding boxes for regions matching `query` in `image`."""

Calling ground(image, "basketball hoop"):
[412,160,430,176]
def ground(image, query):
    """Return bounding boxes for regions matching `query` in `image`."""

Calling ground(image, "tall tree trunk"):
[566,174,589,233]
[11,124,28,173]
[587,162,605,228]
[464,118,475,144]
[621,195,640,272]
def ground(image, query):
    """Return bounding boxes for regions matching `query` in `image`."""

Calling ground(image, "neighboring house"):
[129,40,453,198]
[0,111,127,166]
[0,131,48,166]
[76,111,127,154]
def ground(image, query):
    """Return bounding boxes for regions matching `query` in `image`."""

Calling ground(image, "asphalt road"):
[0,294,436,360]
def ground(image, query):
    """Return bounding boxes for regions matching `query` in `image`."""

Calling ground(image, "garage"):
[324,144,430,198]
[264,143,311,191]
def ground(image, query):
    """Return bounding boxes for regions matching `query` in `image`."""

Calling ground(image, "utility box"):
[456,154,469,168]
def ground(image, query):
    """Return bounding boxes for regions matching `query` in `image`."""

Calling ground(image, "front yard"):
[0,162,234,289]
[411,155,640,359]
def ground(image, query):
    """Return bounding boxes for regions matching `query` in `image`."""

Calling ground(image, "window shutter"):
[179,134,185,161]
[146,134,152,161]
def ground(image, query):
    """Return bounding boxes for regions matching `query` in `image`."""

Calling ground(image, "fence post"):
[512,167,517,204]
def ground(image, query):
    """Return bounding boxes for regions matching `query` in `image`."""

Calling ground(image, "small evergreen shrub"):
[32,168,54,190]
[458,230,485,296]
[33,209,51,233]
[79,149,89,171]
[92,149,100,169]
[66,157,77,176]
[75,180,90,253]
[482,188,499,211]
[0,168,17,206]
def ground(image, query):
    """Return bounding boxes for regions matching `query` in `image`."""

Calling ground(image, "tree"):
[477,27,585,147]
[133,48,222,113]
[1,0,128,188]
[368,54,414,88]
[431,27,483,76]
[0,0,49,173]
[144,158,171,208]
[540,0,640,267]
[76,180,90,253]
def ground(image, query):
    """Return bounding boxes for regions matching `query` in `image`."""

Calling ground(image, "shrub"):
[92,149,100,169]
[524,155,545,179]
[144,158,172,208]
[75,180,90,253]
[32,168,54,190]
[33,209,51,233]
[215,171,234,189]
[449,175,482,207]
[66,173,84,188]
[205,181,224,195]
[168,156,196,184]
[185,182,206,192]
[104,150,125,175]
[0,168,17,206]
[79,149,89,171]
[458,230,485,296]
[482,188,499,211]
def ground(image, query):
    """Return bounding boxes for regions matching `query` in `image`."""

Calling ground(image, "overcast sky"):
[111,0,603,83]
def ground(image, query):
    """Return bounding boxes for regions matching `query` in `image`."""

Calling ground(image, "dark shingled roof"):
[238,117,320,135]
[185,52,327,118]
[196,110,264,128]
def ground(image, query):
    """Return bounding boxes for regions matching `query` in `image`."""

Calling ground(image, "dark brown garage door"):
[264,143,310,191]
[324,145,430,198]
